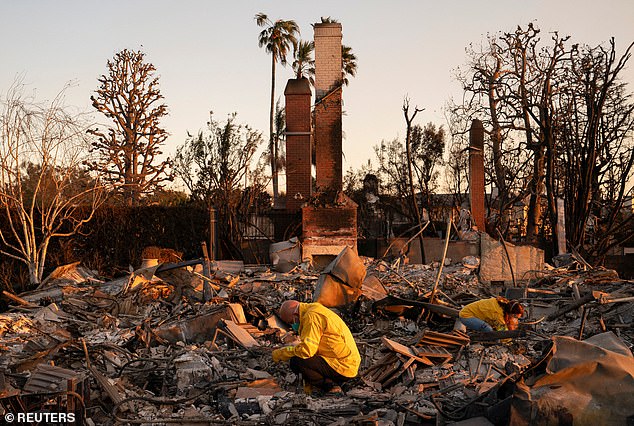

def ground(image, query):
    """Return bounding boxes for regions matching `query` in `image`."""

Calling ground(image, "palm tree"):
[273,99,286,178]
[255,12,299,208]
[341,45,357,86]
[292,40,315,83]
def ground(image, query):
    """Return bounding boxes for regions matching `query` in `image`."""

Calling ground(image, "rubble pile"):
[0,253,632,425]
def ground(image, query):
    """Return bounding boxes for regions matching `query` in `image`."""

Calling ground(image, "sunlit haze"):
[2,0,633,189]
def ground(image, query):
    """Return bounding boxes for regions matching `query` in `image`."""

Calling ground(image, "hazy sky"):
[2,0,634,184]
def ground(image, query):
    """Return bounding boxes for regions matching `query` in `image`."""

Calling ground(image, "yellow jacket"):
[459,297,507,331]
[273,302,361,378]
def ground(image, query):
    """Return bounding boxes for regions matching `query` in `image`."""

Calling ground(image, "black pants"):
[289,356,353,391]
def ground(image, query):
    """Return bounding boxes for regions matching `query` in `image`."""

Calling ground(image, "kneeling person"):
[458,297,524,332]
[272,300,361,394]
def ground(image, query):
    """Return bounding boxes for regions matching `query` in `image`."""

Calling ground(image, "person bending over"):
[458,297,524,332]
[272,300,361,395]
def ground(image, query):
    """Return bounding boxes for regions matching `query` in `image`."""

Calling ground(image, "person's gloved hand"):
[272,347,294,363]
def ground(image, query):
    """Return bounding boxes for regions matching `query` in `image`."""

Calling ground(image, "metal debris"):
[0,251,632,425]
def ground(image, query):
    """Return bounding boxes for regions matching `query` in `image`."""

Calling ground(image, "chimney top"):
[314,22,342,29]
[284,78,312,96]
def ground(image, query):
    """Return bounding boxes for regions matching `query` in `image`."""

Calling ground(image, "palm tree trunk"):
[270,57,279,208]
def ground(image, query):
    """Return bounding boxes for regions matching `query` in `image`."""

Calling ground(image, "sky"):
[2,0,634,189]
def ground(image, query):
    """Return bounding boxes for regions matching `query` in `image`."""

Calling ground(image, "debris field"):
[0,250,633,425]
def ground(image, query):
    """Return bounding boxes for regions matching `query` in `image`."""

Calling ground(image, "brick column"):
[284,78,312,212]
[314,22,343,192]
[469,119,486,231]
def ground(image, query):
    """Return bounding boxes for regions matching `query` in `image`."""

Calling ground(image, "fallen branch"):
[429,217,452,305]
[1,290,39,308]
[547,293,595,320]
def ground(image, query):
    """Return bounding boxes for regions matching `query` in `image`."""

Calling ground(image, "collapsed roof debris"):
[0,249,633,425]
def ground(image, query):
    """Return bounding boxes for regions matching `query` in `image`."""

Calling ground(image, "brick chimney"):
[300,22,357,263]
[314,22,343,192]
[469,119,486,231]
[284,78,312,212]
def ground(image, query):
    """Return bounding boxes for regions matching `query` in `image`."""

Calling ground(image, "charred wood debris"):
[0,249,632,425]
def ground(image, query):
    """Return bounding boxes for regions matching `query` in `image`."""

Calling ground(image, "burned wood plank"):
[239,324,264,338]
[452,329,470,339]
[607,323,634,328]
[365,353,400,382]
[413,345,453,360]
[365,366,386,383]
[408,328,427,346]
[419,302,460,318]
[599,295,634,304]
[394,402,434,421]
[191,271,221,292]
[375,359,403,384]
[381,337,433,366]
[491,364,510,379]
[470,329,525,342]
[373,295,459,317]
[382,357,415,387]
[1,290,39,308]
[527,288,559,295]
[417,330,470,347]
[16,287,65,305]
[362,352,398,377]
[219,320,260,349]
[403,364,417,386]
[599,315,608,332]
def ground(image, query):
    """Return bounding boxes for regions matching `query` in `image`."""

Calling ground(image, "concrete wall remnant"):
[479,233,544,283]
[379,239,480,264]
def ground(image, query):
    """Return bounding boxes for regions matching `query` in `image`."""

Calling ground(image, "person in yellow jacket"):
[271,300,361,394]
[458,297,524,332]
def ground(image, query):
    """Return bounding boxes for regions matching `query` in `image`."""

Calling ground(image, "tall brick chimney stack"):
[300,22,357,262]
[469,119,486,232]
[314,22,343,192]
[284,78,312,211]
